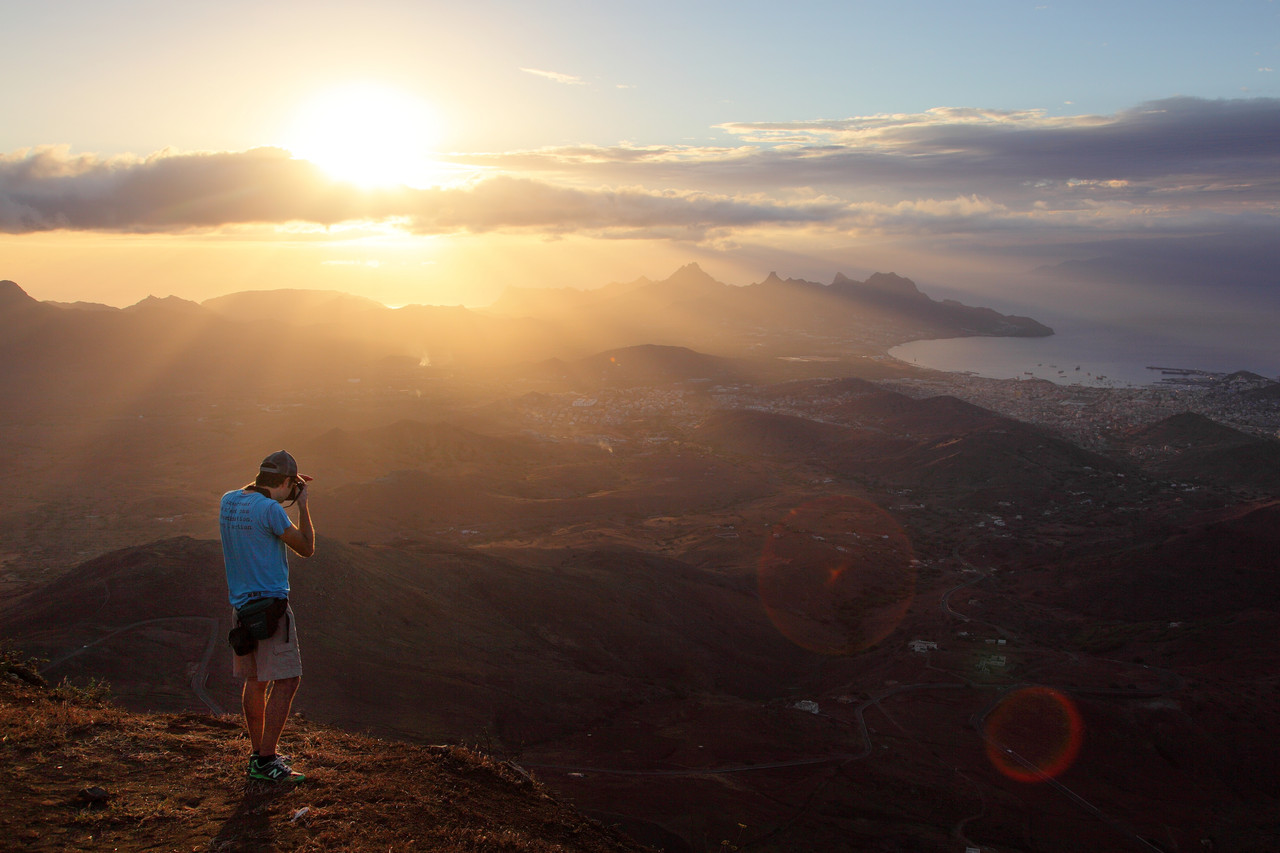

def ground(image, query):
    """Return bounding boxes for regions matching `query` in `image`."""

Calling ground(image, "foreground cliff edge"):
[0,654,648,853]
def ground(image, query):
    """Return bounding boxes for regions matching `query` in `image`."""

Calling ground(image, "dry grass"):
[0,672,650,852]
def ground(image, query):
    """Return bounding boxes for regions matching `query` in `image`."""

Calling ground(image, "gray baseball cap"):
[259,450,312,481]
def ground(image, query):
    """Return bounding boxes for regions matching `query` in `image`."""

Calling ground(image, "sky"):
[2,0,1279,334]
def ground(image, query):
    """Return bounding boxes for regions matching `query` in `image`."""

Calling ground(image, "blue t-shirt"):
[220,489,293,608]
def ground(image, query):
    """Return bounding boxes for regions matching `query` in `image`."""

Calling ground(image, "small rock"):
[77,786,110,808]
[8,664,46,687]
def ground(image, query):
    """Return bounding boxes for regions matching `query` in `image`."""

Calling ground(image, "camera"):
[284,476,311,505]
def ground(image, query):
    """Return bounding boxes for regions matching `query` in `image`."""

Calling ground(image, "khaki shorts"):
[232,602,302,682]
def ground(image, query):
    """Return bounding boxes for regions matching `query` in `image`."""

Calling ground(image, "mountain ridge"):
[488,263,1053,340]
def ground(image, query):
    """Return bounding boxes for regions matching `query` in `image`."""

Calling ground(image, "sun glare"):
[285,84,444,188]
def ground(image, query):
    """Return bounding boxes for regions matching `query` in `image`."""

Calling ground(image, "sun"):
[285,83,443,188]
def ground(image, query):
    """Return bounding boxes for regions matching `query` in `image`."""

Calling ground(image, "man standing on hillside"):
[220,450,315,783]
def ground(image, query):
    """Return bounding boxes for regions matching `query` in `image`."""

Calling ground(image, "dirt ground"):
[0,673,647,853]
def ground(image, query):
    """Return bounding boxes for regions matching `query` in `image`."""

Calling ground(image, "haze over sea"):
[889,313,1280,388]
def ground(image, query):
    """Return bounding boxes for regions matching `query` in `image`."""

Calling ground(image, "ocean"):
[888,317,1280,388]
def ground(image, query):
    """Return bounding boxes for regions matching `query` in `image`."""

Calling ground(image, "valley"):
[2,268,1278,852]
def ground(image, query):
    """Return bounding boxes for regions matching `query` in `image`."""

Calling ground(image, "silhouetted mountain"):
[1127,411,1252,449]
[1120,411,1280,491]
[46,299,116,311]
[0,279,40,309]
[832,270,928,301]
[124,294,203,314]
[645,261,728,300]
[0,280,402,413]
[750,269,1051,337]
[691,409,848,457]
[202,288,386,326]
[489,263,725,318]
[488,264,1052,351]
[2,536,808,744]
[0,265,1057,421]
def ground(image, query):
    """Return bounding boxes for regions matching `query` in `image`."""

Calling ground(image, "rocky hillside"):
[0,653,647,853]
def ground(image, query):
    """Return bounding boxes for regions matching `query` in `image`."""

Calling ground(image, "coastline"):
[887,322,1280,389]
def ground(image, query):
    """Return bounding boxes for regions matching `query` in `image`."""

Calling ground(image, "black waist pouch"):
[228,597,289,656]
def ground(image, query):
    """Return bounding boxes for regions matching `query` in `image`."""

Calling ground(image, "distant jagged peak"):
[756,270,825,289]
[828,271,926,300]
[0,279,39,307]
[124,294,203,313]
[660,262,724,290]
[862,272,927,299]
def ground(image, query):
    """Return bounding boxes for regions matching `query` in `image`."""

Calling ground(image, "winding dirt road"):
[45,616,226,715]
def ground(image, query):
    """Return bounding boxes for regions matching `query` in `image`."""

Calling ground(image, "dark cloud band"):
[3,97,1278,243]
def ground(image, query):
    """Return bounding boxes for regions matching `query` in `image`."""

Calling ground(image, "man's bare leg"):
[242,679,269,753]
[258,676,300,757]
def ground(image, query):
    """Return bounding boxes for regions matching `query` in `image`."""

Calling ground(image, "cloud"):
[448,98,1280,230]
[0,146,361,231]
[4,98,1278,253]
[0,145,1076,243]
[519,67,587,85]
[0,146,847,238]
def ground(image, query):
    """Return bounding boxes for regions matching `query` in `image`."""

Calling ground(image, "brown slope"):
[0,282,391,412]
[1,536,808,746]
[570,344,746,386]
[1127,410,1259,448]
[826,423,1118,495]
[830,392,1004,435]
[0,677,645,853]
[0,537,226,629]
[311,441,771,543]
[297,419,568,482]
[1035,500,1280,622]
[816,388,1128,507]
[1120,411,1280,492]
[690,409,849,458]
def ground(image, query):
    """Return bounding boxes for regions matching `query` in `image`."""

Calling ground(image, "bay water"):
[888,316,1280,388]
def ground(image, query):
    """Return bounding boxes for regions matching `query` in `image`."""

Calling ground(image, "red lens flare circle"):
[758,496,915,655]
[984,687,1085,783]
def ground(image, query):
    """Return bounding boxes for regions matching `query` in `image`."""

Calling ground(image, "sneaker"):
[249,754,305,783]
[246,751,292,776]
